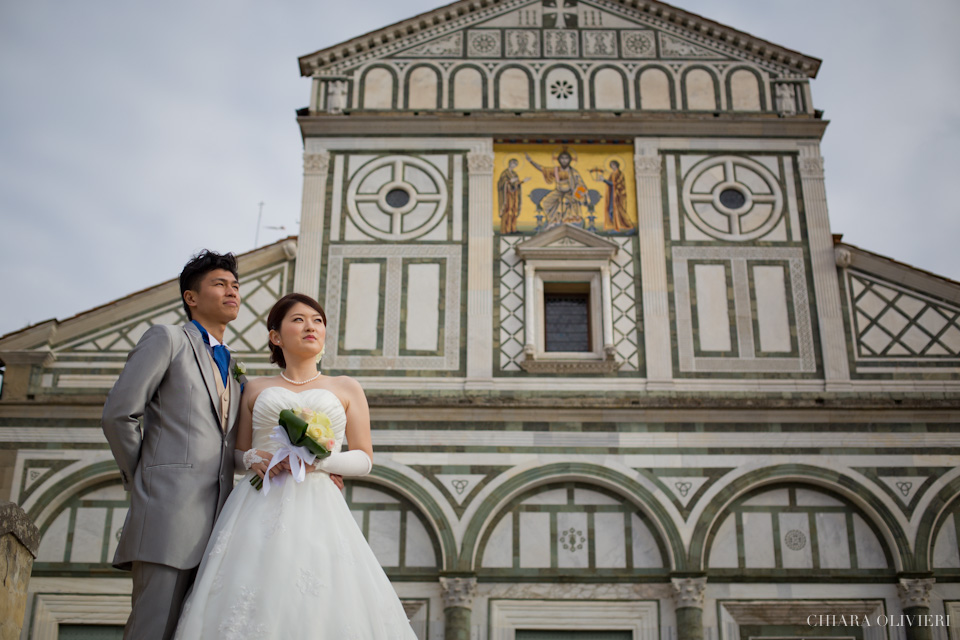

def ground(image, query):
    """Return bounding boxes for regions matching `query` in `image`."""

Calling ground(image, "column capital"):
[671,576,707,609]
[798,156,824,178]
[439,576,478,610]
[466,151,495,175]
[898,577,935,609]
[634,154,662,177]
[835,246,852,268]
[303,150,331,175]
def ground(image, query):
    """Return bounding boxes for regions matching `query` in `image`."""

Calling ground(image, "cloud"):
[1,0,958,337]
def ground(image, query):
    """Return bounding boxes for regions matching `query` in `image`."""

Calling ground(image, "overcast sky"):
[1,0,958,337]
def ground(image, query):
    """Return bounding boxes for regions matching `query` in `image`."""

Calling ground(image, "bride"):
[175,293,417,639]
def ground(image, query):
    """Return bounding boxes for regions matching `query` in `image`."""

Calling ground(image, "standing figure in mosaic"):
[497,157,530,234]
[594,159,634,232]
[102,251,247,640]
[175,293,417,639]
[525,148,588,228]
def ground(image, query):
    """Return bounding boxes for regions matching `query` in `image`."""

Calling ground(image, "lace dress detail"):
[175,387,417,639]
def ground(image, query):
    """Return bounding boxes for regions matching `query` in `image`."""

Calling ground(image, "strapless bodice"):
[250,386,347,454]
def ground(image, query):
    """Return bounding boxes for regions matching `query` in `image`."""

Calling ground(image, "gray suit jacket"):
[102,322,241,570]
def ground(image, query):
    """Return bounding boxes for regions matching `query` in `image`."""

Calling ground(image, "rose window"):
[550,79,574,100]
[346,155,448,241]
[681,155,784,241]
[472,33,498,54]
[623,32,653,56]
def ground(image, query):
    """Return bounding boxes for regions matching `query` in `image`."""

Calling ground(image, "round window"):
[719,188,746,210]
[385,188,411,209]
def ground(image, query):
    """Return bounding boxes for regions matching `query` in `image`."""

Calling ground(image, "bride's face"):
[271,301,325,360]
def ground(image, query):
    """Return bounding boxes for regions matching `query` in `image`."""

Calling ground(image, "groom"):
[102,250,243,640]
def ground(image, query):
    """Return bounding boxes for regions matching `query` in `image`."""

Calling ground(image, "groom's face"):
[187,269,241,325]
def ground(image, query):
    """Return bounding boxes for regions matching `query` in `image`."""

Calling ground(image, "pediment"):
[299,0,820,77]
[0,239,299,358]
[514,223,619,260]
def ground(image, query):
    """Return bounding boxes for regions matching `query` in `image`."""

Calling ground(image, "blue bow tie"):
[192,320,229,386]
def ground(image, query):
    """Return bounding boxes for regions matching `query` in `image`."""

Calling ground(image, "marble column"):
[797,142,851,389]
[466,146,495,382]
[672,576,707,640]
[440,576,478,640]
[292,150,331,299]
[634,139,673,387]
[898,577,935,640]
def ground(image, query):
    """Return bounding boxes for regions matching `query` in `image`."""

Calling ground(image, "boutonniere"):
[232,362,247,383]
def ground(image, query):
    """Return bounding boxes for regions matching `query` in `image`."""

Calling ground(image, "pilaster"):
[634,139,672,386]
[797,142,851,389]
[466,145,495,381]
[293,150,331,299]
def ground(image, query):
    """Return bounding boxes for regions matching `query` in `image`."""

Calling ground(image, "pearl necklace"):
[280,370,322,385]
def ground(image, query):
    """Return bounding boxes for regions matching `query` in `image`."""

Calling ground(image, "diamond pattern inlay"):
[610,238,640,372]
[848,271,960,359]
[499,236,526,371]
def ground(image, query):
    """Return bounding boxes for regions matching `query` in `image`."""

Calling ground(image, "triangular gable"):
[299,0,820,78]
[515,223,619,260]
[0,238,299,357]
[836,242,960,363]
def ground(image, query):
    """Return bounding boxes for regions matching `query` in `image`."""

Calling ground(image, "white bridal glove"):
[236,448,265,470]
[314,450,372,477]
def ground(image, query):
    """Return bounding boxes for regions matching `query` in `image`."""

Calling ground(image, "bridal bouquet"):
[251,406,335,493]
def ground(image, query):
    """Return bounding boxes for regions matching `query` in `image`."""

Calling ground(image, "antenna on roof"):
[254,201,265,247]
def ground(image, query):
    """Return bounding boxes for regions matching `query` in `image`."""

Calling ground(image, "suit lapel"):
[183,324,223,425]
[227,357,242,433]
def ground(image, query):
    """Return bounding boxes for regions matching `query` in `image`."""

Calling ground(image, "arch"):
[688,464,911,572]
[495,64,534,110]
[475,480,669,577]
[703,482,895,577]
[28,460,121,530]
[681,65,719,111]
[458,462,685,572]
[915,473,960,572]
[636,65,674,110]
[360,64,397,110]
[449,64,487,109]
[589,65,628,110]
[368,464,458,571]
[726,66,766,111]
[404,64,442,110]
[542,63,584,110]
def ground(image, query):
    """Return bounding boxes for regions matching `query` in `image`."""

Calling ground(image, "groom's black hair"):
[179,250,240,320]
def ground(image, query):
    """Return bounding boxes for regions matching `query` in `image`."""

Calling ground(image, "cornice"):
[298,0,820,78]
[298,112,829,140]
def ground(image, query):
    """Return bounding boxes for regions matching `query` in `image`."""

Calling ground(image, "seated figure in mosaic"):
[525,148,588,228]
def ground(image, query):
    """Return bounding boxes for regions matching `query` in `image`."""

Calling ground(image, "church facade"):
[2,1,960,639]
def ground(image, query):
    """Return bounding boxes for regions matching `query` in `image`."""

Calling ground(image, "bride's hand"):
[252,450,284,480]
[300,462,344,489]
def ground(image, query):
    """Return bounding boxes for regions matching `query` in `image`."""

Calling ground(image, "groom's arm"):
[101,325,174,490]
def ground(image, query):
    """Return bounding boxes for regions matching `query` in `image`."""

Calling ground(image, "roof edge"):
[0,237,299,351]
[298,0,821,78]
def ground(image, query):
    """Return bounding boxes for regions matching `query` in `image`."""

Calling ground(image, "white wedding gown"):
[175,386,417,639]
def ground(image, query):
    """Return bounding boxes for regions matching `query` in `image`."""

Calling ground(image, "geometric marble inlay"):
[848,270,960,359]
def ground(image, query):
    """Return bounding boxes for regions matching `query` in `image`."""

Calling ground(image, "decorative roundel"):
[346,155,448,240]
[681,155,784,241]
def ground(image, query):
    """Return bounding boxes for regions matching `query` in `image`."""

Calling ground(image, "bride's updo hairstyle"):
[266,293,327,369]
